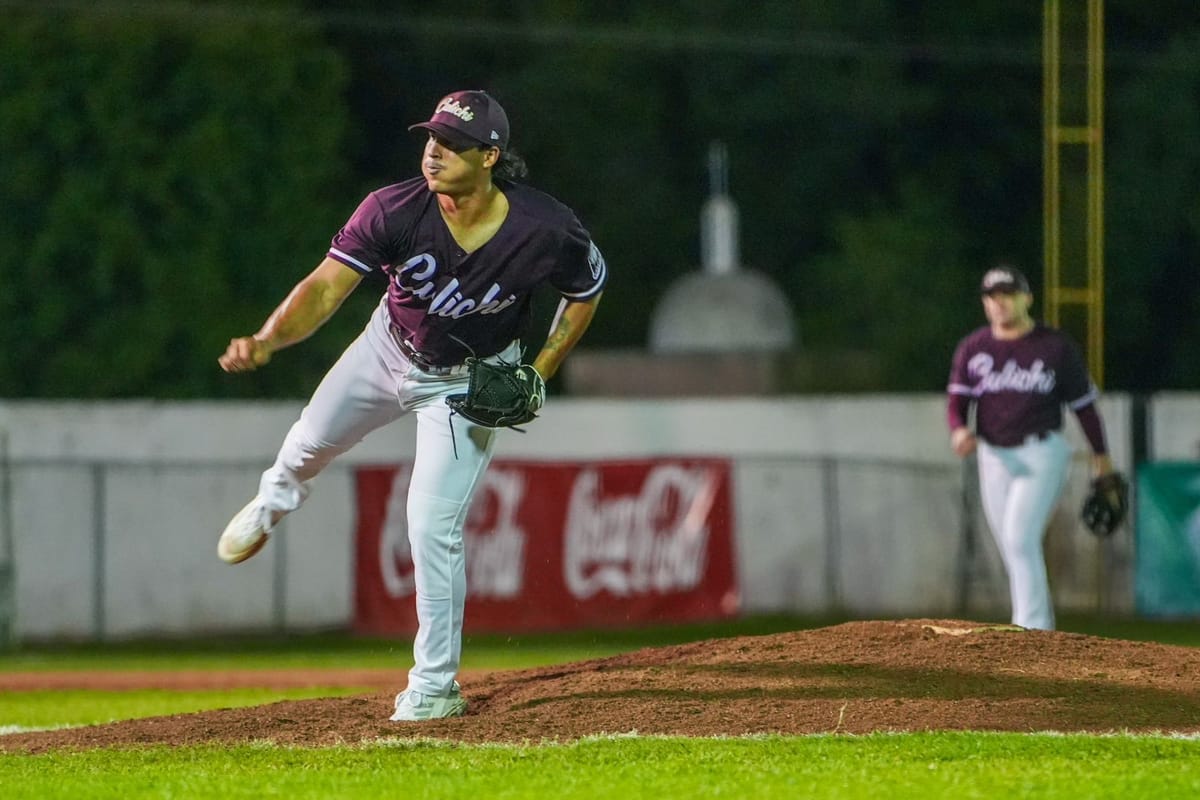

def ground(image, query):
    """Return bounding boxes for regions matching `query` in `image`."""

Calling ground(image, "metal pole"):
[822,458,842,612]
[1087,0,1106,388]
[1043,0,1061,327]
[956,455,978,615]
[92,464,106,640]
[0,429,14,649]
[273,519,287,632]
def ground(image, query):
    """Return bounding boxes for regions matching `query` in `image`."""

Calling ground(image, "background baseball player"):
[215,89,607,720]
[947,264,1115,630]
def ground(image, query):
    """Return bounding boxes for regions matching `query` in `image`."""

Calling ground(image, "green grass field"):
[2,614,1198,799]
[4,734,1199,800]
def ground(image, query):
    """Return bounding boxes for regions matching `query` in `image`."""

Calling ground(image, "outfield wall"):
[0,392,1184,641]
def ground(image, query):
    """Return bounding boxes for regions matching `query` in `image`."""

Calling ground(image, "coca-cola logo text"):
[563,465,718,598]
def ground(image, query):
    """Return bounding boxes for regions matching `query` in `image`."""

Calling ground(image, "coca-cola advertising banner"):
[354,458,738,634]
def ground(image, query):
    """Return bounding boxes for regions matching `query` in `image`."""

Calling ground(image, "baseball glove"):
[1080,472,1130,537]
[446,358,545,429]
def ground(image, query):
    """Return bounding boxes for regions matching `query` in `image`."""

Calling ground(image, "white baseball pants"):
[256,299,516,697]
[976,432,1072,630]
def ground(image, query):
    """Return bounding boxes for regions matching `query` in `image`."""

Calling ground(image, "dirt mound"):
[4,619,1199,752]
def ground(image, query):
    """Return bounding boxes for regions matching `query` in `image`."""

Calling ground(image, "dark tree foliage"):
[0,5,361,398]
[1106,33,1200,389]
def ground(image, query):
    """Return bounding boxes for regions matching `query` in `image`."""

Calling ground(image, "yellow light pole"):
[1043,0,1105,386]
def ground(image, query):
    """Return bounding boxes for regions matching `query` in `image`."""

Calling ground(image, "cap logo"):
[437,98,474,122]
[982,269,1015,290]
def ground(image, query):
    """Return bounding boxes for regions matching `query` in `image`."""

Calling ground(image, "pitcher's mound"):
[5,619,1199,752]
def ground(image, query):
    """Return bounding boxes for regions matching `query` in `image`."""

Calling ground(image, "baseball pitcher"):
[216,90,607,720]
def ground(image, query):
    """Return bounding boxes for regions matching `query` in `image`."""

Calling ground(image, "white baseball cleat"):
[389,681,467,721]
[217,496,280,564]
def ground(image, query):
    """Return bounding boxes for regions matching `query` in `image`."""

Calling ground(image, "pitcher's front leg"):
[403,407,496,697]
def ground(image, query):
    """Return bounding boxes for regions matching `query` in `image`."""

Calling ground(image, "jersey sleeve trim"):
[1067,385,1100,410]
[328,247,375,275]
[558,241,608,300]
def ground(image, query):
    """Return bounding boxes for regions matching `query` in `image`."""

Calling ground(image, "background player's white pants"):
[256,300,517,697]
[976,432,1071,630]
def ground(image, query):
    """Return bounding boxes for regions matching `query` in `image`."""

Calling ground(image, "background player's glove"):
[1080,472,1130,537]
[446,359,545,429]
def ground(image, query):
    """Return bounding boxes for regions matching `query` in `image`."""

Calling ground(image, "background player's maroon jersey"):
[947,323,1097,447]
[328,177,607,366]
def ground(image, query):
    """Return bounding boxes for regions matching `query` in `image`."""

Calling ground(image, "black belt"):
[389,326,460,376]
[988,429,1057,448]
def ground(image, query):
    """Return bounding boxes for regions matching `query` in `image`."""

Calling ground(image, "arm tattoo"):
[543,312,575,355]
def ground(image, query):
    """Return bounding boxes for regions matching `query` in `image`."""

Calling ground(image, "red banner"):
[354,458,738,634]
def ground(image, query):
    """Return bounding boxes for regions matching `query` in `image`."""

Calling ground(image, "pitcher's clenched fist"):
[219,336,273,373]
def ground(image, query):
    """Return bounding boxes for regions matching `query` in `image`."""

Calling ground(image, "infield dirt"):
[3,618,1199,752]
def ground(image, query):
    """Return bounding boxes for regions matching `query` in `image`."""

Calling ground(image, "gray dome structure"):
[648,142,796,354]
[649,270,796,353]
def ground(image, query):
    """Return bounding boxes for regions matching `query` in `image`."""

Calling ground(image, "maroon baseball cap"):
[980,265,1031,295]
[408,90,510,150]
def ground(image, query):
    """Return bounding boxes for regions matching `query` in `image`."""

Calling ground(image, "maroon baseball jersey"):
[328,177,607,366]
[947,324,1098,447]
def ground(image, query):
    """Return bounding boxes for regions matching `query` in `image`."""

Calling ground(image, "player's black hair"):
[493,148,528,181]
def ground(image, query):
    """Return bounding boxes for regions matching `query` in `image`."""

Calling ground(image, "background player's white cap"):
[980,265,1031,295]
[408,90,510,150]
